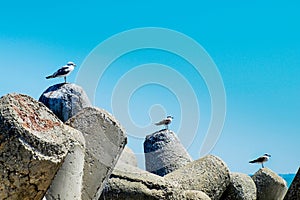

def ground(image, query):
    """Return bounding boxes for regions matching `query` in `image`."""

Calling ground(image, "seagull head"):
[67,61,76,67]
[264,153,271,157]
[167,116,173,119]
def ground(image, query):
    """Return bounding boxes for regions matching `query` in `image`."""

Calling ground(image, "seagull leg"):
[64,77,66,83]
[262,163,264,168]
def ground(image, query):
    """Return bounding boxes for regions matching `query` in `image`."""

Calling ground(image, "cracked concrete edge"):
[65,106,127,200]
[45,125,86,200]
[0,93,84,199]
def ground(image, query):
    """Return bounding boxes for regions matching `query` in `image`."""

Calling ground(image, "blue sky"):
[1,1,299,174]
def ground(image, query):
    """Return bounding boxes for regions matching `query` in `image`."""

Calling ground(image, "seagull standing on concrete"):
[46,62,76,83]
[249,153,271,168]
[155,116,173,130]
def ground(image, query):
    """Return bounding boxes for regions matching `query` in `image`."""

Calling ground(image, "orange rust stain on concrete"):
[13,95,61,132]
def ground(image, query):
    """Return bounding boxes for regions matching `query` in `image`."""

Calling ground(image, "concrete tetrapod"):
[39,83,91,122]
[144,129,192,176]
[0,93,83,200]
[164,155,230,200]
[66,107,127,200]
[252,168,287,200]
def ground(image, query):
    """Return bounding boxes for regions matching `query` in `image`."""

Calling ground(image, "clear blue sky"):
[1,1,299,174]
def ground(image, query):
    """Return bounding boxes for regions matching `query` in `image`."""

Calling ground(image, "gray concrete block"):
[164,155,230,200]
[221,172,256,200]
[144,129,192,176]
[66,107,127,200]
[252,168,288,200]
[39,83,91,122]
[0,93,77,199]
[101,163,211,200]
[284,167,300,200]
[115,146,138,168]
[183,190,211,200]
[45,125,85,200]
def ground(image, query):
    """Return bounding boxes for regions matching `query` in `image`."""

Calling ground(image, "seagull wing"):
[249,159,258,163]
[155,118,172,126]
[155,120,166,125]
[53,66,71,77]
[249,156,265,163]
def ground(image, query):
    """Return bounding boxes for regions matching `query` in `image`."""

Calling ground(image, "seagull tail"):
[46,75,54,79]
[249,160,256,163]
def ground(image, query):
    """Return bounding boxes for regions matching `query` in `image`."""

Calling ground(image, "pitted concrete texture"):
[45,125,85,200]
[0,93,80,200]
[221,172,256,200]
[66,107,127,200]
[115,146,138,168]
[164,155,230,200]
[39,83,91,122]
[101,163,212,200]
[252,168,287,200]
[284,167,300,200]
[144,129,192,176]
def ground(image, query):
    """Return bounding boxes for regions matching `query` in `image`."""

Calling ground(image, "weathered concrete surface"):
[164,155,230,200]
[101,163,211,200]
[0,93,78,200]
[66,107,127,200]
[116,146,138,168]
[283,167,300,200]
[39,83,91,122]
[45,125,85,200]
[220,172,256,200]
[101,164,170,200]
[252,168,287,200]
[183,190,211,200]
[144,129,192,176]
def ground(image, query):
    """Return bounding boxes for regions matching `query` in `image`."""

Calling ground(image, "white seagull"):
[46,62,76,83]
[249,153,271,168]
[155,116,173,130]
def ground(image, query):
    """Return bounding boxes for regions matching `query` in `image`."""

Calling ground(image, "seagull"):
[46,61,76,83]
[155,116,173,130]
[249,153,271,168]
